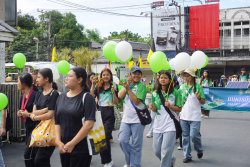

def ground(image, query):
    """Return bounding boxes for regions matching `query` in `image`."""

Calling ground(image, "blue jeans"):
[118,122,145,167]
[181,120,204,159]
[148,111,157,135]
[0,149,5,167]
[153,132,176,167]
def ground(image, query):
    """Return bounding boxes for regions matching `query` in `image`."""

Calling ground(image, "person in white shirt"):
[177,74,184,86]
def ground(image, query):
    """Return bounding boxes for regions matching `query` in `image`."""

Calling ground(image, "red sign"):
[205,0,220,3]
[153,1,164,7]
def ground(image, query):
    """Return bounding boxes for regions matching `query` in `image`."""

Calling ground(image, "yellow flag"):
[108,61,112,69]
[128,61,134,70]
[51,35,56,62]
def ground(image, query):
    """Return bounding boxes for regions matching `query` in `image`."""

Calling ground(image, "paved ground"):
[2,111,250,167]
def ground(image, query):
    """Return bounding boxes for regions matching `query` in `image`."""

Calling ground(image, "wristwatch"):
[32,115,36,121]
[36,116,40,121]
[198,97,201,101]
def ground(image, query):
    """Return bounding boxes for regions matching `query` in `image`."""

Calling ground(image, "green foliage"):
[86,28,104,44]
[17,14,38,30]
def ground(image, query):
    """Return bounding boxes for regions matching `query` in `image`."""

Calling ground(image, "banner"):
[152,8,185,51]
[202,88,250,112]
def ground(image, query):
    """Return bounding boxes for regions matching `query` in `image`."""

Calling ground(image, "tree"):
[86,28,104,44]
[17,14,38,30]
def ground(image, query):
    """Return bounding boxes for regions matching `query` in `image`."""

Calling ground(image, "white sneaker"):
[201,114,204,118]
[177,146,183,150]
[204,116,209,119]
[123,165,130,167]
[104,160,113,167]
[146,133,153,138]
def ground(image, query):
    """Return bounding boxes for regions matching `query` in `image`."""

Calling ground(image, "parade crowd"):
[0,66,227,167]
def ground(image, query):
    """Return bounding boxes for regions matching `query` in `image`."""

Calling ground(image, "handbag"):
[82,92,107,155]
[159,92,182,139]
[113,104,121,131]
[29,90,57,147]
[129,99,152,126]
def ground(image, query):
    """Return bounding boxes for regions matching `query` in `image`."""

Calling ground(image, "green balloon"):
[163,60,170,70]
[202,56,209,68]
[118,85,124,92]
[103,43,119,62]
[119,53,133,64]
[13,53,26,69]
[57,60,70,75]
[150,51,167,73]
[0,93,8,110]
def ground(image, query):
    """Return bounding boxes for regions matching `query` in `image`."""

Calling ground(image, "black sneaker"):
[183,158,192,163]
[198,152,203,159]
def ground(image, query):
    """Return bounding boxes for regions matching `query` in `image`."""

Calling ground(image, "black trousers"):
[60,153,92,167]
[24,129,39,167]
[99,106,115,164]
[34,146,55,167]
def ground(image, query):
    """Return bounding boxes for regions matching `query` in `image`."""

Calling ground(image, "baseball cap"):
[131,66,142,73]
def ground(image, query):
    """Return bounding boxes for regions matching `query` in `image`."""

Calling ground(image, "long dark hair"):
[19,73,38,91]
[71,67,89,92]
[157,71,174,95]
[97,68,113,99]
[200,70,211,84]
[39,68,58,90]
[87,72,95,88]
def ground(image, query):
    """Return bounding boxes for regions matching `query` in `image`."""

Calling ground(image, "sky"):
[17,0,250,39]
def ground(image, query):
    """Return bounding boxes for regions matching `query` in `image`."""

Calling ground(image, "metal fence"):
[0,83,25,141]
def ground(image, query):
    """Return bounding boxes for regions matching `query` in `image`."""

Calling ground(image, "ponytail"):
[32,84,39,91]
[52,82,58,90]
[83,82,90,92]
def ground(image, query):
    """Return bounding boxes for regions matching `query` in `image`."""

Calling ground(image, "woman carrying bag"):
[29,68,59,167]
[55,67,96,167]
[200,70,212,119]
[179,68,205,163]
[16,73,38,167]
[118,67,148,167]
[149,71,182,167]
[90,68,118,167]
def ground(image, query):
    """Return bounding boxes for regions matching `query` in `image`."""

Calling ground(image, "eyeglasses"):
[65,75,75,79]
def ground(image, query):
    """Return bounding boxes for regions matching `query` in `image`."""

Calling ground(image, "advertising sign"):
[201,88,250,112]
[153,1,164,7]
[152,8,185,51]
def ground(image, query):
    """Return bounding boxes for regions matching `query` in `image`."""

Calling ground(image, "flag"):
[51,35,56,62]
[128,61,134,70]
[147,38,156,63]
[138,49,142,68]
[108,61,112,69]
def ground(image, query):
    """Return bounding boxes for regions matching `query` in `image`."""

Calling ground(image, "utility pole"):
[36,41,38,61]
[151,12,153,39]
[0,0,5,83]
[178,5,181,51]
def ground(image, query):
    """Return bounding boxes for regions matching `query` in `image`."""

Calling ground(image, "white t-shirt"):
[178,77,184,86]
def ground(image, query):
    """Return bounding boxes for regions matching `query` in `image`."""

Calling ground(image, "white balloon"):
[113,76,119,85]
[191,51,206,69]
[169,58,175,70]
[43,64,60,81]
[189,62,196,69]
[174,52,191,72]
[106,41,117,45]
[115,41,133,62]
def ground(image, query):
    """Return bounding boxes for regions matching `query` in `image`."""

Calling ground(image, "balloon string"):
[19,69,22,74]
[151,73,155,103]
[113,62,115,85]
[60,79,65,84]
[123,63,125,82]
[196,69,201,92]
[166,73,175,100]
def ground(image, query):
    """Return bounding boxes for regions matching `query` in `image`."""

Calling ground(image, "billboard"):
[189,4,219,49]
[152,7,185,51]
[5,0,17,26]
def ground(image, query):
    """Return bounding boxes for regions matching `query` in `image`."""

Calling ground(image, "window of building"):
[225,22,231,26]
[243,21,249,25]
[219,30,223,36]
[225,29,231,37]
[219,23,222,27]
[235,29,241,36]
[243,28,249,36]
[234,22,241,26]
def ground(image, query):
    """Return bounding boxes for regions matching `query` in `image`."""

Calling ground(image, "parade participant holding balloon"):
[16,73,38,167]
[86,72,95,89]
[200,70,212,119]
[90,68,118,167]
[29,68,59,167]
[179,68,205,163]
[118,66,147,167]
[0,91,7,167]
[55,67,96,167]
[146,72,160,138]
[149,71,182,167]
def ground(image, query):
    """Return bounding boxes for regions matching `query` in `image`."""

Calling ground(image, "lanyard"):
[20,90,34,122]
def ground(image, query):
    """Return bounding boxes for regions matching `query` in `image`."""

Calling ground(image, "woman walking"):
[200,70,212,119]
[118,67,147,167]
[179,68,205,163]
[55,67,96,167]
[90,68,118,167]
[29,68,59,167]
[86,72,95,89]
[16,73,38,167]
[149,71,182,167]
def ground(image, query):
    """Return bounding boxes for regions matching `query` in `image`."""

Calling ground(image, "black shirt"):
[34,90,59,111]
[19,91,38,130]
[55,91,96,154]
